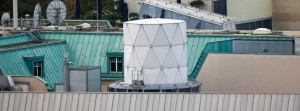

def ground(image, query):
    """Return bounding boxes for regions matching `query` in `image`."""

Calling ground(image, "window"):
[34,61,43,76]
[110,57,123,72]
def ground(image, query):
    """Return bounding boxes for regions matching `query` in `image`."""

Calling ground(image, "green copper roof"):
[0,38,67,90]
[0,34,31,46]
[0,32,295,90]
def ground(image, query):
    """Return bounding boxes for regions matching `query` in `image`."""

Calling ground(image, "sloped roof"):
[0,36,67,90]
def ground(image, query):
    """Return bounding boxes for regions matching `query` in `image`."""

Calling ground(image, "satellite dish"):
[1,13,10,27]
[46,0,67,26]
[33,4,42,28]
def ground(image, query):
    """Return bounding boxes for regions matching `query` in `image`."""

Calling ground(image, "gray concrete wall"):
[0,92,300,111]
[295,38,300,55]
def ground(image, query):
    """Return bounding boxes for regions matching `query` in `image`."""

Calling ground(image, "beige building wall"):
[273,0,300,31]
[12,76,48,91]
[227,0,272,22]
[101,80,116,92]
[197,53,300,93]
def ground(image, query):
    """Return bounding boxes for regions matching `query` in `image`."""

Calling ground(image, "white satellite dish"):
[1,12,10,27]
[33,4,42,28]
[46,0,67,26]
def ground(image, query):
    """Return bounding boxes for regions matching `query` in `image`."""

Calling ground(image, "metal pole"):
[13,0,18,28]
[97,0,99,32]
[64,52,70,92]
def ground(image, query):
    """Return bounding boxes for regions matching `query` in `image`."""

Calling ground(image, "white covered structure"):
[123,18,188,85]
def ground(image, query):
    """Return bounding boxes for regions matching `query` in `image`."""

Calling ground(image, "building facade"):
[272,0,300,31]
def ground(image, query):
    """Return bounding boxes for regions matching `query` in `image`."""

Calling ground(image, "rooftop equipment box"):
[69,66,101,92]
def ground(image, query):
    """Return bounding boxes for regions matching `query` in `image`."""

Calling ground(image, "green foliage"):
[129,12,139,20]
[190,0,205,9]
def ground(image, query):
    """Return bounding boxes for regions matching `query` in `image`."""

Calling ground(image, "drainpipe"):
[64,52,70,92]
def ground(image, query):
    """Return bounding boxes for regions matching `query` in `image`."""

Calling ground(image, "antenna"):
[1,13,10,27]
[46,0,67,26]
[33,4,42,28]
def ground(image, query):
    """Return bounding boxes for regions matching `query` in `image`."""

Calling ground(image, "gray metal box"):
[69,66,101,92]
[233,40,294,54]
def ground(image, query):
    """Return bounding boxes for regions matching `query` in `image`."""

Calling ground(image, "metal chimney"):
[64,52,70,92]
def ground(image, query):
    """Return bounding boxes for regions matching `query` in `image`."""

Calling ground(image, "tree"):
[129,12,139,20]
[190,0,205,9]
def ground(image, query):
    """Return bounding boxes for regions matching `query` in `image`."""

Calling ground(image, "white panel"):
[141,94,149,111]
[179,22,187,43]
[172,45,184,64]
[288,95,295,111]
[135,27,150,46]
[30,93,38,111]
[217,94,224,111]
[124,26,133,46]
[165,94,172,111]
[2,93,9,111]
[128,50,141,68]
[83,94,91,111]
[181,94,189,111]
[229,94,237,111]
[47,93,56,111]
[258,94,266,111]
[293,95,300,111]
[146,94,154,111]
[162,23,177,42]
[89,94,96,111]
[240,94,248,111]
[153,46,169,65]
[153,26,170,46]
[193,94,201,111]
[153,94,160,111]
[158,94,167,111]
[59,93,68,111]
[100,94,107,111]
[179,47,188,66]
[0,93,3,111]
[155,70,169,84]
[43,93,49,111]
[65,93,73,111]
[143,69,160,84]
[124,46,133,66]
[117,94,125,111]
[112,94,119,111]
[54,93,62,111]
[205,94,213,111]
[223,94,231,111]
[163,49,178,68]
[276,95,284,111]
[246,94,254,111]
[172,26,184,45]
[252,94,260,111]
[19,93,27,111]
[180,66,188,82]
[163,68,178,84]
[128,24,140,43]
[234,94,242,111]
[129,94,137,111]
[200,94,207,111]
[264,95,272,111]
[170,94,178,111]
[8,93,15,111]
[25,93,32,111]
[282,95,290,111]
[135,47,150,65]
[270,95,278,111]
[94,94,102,111]
[36,93,44,111]
[187,94,196,111]
[135,94,143,111]
[175,94,183,111]
[211,94,219,111]
[13,93,21,111]
[106,94,114,111]
[142,24,160,43]
[70,94,79,111]
[123,94,131,111]
[143,49,160,69]
[174,71,184,84]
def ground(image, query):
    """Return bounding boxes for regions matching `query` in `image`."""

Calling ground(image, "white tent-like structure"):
[109,18,200,92]
[124,18,188,85]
